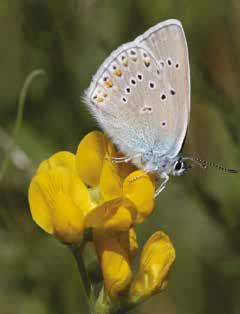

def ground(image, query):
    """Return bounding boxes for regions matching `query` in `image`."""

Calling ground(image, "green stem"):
[0,69,46,182]
[110,302,136,314]
[70,244,95,314]
[95,287,138,314]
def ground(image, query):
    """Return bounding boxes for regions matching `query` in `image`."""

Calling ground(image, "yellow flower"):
[75,131,155,301]
[94,230,133,302]
[28,151,91,243]
[129,231,176,303]
[123,170,155,223]
[94,229,175,305]
[28,131,154,243]
[75,131,155,228]
[28,130,176,308]
[76,131,107,187]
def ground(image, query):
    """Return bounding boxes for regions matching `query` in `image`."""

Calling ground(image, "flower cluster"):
[28,131,175,311]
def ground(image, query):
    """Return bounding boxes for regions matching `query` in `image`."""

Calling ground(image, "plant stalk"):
[0,69,46,182]
[71,244,95,314]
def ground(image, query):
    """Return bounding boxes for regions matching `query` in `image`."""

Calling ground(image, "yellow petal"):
[129,228,138,257]
[85,198,137,232]
[29,168,73,233]
[52,191,84,243]
[28,173,54,233]
[29,168,72,233]
[76,131,106,186]
[37,151,76,174]
[129,231,176,303]
[28,167,89,242]
[123,170,155,223]
[99,159,123,201]
[69,175,93,216]
[94,230,133,302]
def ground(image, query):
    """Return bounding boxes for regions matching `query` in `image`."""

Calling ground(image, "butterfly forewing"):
[85,19,190,159]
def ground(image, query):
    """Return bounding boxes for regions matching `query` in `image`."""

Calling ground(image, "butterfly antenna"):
[190,157,240,174]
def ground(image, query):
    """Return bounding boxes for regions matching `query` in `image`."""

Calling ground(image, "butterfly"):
[83,19,238,197]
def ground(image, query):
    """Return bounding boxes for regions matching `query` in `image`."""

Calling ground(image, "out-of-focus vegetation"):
[1,1,240,313]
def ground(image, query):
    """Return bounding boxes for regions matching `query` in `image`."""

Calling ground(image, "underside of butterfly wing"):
[84,19,190,161]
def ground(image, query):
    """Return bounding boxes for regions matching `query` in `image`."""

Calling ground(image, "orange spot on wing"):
[104,78,113,88]
[96,96,104,103]
[114,69,122,77]
[144,60,150,67]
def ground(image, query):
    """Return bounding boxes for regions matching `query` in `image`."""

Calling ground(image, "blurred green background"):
[1,1,240,313]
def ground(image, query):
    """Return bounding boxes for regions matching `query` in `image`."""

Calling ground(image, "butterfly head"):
[145,154,187,177]
[173,156,240,175]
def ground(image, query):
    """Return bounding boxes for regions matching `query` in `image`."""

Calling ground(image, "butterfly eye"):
[174,160,184,171]
[173,160,186,176]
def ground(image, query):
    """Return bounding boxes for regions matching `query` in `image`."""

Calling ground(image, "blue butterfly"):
[84,19,238,196]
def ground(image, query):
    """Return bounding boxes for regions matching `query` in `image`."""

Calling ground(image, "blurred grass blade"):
[0,69,46,182]
[0,126,32,173]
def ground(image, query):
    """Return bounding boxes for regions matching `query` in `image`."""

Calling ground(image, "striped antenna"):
[182,157,239,174]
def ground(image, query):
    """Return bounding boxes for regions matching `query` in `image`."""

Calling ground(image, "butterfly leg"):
[127,171,169,197]
[154,173,169,198]
[107,153,141,164]
[108,156,132,164]
[127,173,150,183]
